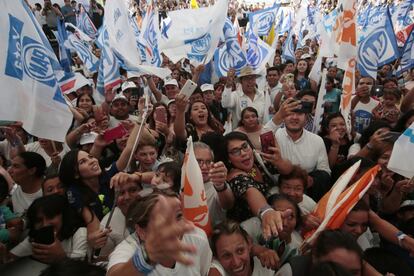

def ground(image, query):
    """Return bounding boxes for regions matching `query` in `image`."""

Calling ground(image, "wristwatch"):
[396,231,407,248]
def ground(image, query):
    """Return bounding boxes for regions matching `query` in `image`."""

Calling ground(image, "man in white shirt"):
[222,66,266,129]
[9,152,45,216]
[265,66,283,105]
[264,99,331,201]
[351,77,380,134]
[193,142,234,225]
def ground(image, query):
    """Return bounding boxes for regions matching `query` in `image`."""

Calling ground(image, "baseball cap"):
[79,132,98,145]
[164,79,179,87]
[200,83,214,92]
[111,93,129,104]
[121,81,136,92]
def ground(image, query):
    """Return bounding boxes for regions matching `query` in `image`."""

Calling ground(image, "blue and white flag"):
[56,18,72,73]
[248,3,280,36]
[282,32,295,62]
[390,0,414,32]
[66,32,99,73]
[138,1,162,67]
[388,122,414,179]
[159,0,228,65]
[104,0,170,80]
[357,6,400,79]
[279,7,293,35]
[324,8,339,33]
[77,5,97,39]
[395,27,414,77]
[95,26,122,95]
[246,30,273,73]
[214,18,247,77]
[0,0,72,142]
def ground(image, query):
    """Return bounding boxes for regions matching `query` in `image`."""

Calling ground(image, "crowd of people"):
[1,0,414,275]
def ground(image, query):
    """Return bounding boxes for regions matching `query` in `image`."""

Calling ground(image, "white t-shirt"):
[205,182,227,226]
[10,227,88,259]
[108,227,212,276]
[99,207,130,256]
[212,257,275,276]
[353,98,379,134]
[11,186,43,216]
[298,196,316,216]
[25,141,71,167]
[108,114,140,128]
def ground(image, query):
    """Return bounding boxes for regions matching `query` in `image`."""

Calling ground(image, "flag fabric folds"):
[281,32,295,62]
[159,0,228,65]
[214,18,247,77]
[248,4,280,36]
[66,31,99,73]
[388,122,414,179]
[246,30,273,73]
[395,27,414,77]
[181,136,212,236]
[304,164,380,245]
[0,0,72,142]
[77,4,97,39]
[357,5,400,79]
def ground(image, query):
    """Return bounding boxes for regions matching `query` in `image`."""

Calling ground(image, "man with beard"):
[264,98,331,201]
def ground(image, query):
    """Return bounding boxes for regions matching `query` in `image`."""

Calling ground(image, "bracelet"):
[258,205,273,219]
[132,245,155,274]
[214,183,227,192]
[396,231,407,248]
[366,143,374,151]
[8,183,18,197]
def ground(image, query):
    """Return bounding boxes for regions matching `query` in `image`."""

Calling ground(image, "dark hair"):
[294,59,311,79]
[364,247,414,275]
[0,175,8,202]
[39,258,106,276]
[76,92,96,109]
[331,156,375,184]
[351,200,370,212]
[310,261,353,276]
[185,100,223,135]
[27,194,82,240]
[17,151,46,178]
[383,88,402,100]
[313,230,363,262]
[297,89,316,100]
[267,193,302,229]
[238,107,259,127]
[267,66,281,75]
[59,150,103,217]
[326,76,336,84]
[394,109,414,132]
[319,113,345,137]
[358,120,391,148]
[42,172,62,193]
[222,131,255,169]
[211,221,250,256]
[157,161,182,194]
[279,165,308,189]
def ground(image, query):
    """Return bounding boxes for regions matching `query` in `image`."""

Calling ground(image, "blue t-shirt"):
[323,88,342,114]
[67,162,119,220]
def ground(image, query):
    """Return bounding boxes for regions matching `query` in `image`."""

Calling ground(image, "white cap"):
[400,200,414,209]
[111,93,129,104]
[121,81,136,92]
[301,53,312,59]
[200,83,214,92]
[79,132,98,145]
[164,79,179,87]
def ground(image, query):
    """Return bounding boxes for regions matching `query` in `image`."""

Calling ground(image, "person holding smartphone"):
[5,195,87,264]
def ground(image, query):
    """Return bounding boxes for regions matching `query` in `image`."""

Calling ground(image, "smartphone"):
[293,101,313,113]
[155,106,167,124]
[373,85,384,97]
[179,79,197,98]
[385,131,401,143]
[260,131,276,154]
[103,124,128,142]
[31,225,55,245]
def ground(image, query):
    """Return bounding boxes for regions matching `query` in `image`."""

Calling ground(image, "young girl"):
[372,88,401,126]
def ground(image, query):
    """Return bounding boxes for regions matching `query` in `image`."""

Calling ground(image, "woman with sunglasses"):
[223,132,293,240]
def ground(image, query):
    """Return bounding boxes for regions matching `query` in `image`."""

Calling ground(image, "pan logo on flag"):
[358,29,388,74]
[256,11,275,35]
[6,14,56,88]
[185,33,211,62]
[217,42,247,74]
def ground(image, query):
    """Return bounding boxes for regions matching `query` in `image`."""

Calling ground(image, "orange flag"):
[181,136,212,236]
[304,164,380,244]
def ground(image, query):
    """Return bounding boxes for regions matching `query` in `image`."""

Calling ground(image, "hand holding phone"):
[179,79,197,98]
[155,106,168,124]
[103,124,128,142]
[31,225,55,245]
[260,131,276,154]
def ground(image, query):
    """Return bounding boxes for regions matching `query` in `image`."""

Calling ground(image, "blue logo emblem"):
[185,33,212,62]
[358,29,389,76]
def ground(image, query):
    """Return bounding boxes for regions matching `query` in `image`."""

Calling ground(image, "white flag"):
[159,0,228,64]
[388,123,414,179]
[0,0,72,142]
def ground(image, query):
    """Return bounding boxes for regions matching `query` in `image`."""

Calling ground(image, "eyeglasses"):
[196,159,213,167]
[228,142,251,156]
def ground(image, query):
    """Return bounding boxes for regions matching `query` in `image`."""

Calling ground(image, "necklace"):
[248,167,257,178]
